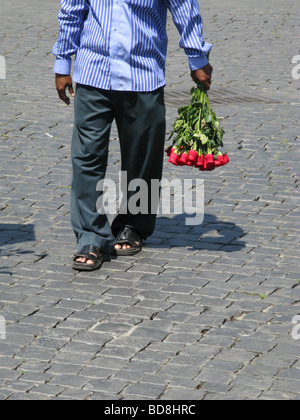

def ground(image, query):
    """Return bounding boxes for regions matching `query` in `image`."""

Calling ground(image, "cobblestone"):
[0,0,299,401]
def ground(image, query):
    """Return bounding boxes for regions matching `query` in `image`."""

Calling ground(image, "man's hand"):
[55,74,75,105]
[191,63,213,91]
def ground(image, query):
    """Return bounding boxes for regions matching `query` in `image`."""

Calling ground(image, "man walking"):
[53,0,213,271]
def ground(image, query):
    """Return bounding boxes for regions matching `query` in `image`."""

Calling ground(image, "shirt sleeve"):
[167,0,212,70]
[53,0,89,74]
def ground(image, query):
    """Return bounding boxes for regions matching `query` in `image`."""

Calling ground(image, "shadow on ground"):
[151,213,247,252]
[0,224,37,274]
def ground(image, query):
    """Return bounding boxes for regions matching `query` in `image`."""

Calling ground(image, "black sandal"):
[114,227,143,256]
[72,245,109,271]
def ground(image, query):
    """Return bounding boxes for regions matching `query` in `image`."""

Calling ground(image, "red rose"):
[188,150,199,166]
[195,155,204,168]
[214,156,223,167]
[204,154,215,171]
[222,154,230,165]
[179,152,189,166]
[216,154,230,167]
[214,160,222,167]
[168,150,181,166]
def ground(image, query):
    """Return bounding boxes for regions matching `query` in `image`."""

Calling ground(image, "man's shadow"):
[0,224,38,274]
[150,213,246,252]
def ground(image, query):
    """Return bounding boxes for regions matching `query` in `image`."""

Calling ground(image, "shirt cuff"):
[188,55,209,71]
[53,58,72,75]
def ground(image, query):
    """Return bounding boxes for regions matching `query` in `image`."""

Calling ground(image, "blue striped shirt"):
[53,0,212,92]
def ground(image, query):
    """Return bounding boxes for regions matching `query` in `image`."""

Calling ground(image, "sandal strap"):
[74,246,102,263]
[117,228,141,248]
[80,245,102,258]
[85,253,97,264]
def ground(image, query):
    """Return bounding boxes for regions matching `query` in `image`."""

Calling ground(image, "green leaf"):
[205,114,212,124]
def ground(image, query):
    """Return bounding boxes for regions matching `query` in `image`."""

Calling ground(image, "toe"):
[86,253,97,265]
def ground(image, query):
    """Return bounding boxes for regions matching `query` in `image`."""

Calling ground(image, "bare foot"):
[75,253,98,265]
[114,242,140,251]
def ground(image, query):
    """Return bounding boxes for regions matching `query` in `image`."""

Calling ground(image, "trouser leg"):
[111,88,166,240]
[71,84,115,253]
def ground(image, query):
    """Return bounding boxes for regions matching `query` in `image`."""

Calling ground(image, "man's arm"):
[168,0,213,90]
[53,0,88,104]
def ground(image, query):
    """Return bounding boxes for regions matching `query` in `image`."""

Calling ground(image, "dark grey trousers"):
[71,84,166,253]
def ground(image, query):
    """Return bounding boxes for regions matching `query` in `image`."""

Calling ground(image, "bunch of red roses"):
[166,84,229,171]
[166,146,229,171]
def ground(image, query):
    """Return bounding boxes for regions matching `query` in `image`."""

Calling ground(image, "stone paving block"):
[122,382,166,399]
[83,378,129,394]
[271,379,300,395]
[49,374,90,390]
[258,390,297,401]
[56,388,92,400]
[86,392,121,400]
[27,384,66,398]
[160,387,205,400]
[233,338,277,354]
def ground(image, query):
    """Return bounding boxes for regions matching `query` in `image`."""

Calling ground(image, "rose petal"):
[168,150,181,166]
[222,154,230,165]
[214,158,223,167]
[204,154,215,170]
[195,155,204,168]
[179,153,189,166]
[188,150,199,166]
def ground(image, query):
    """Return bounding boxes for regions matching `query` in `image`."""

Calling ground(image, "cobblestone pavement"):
[0,0,299,400]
